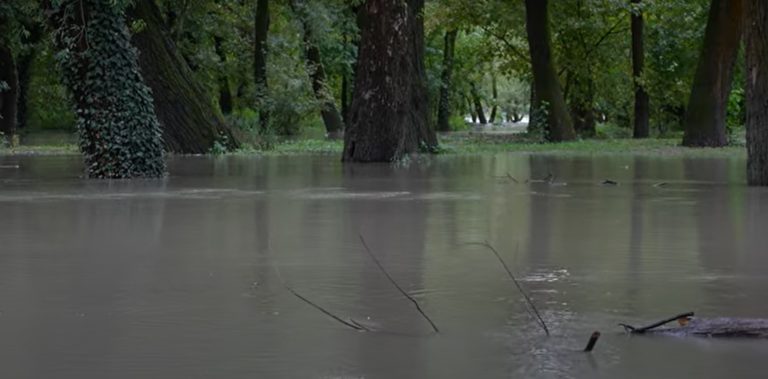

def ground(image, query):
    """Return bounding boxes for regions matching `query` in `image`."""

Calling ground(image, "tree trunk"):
[524,0,576,141]
[0,44,18,144]
[214,36,233,115]
[746,0,768,185]
[45,0,165,178]
[341,71,349,126]
[631,0,650,138]
[436,29,458,132]
[682,0,744,147]
[528,80,540,133]
[15,22,42,131]
[254,0,270,132]
[129,0,239,153]
[291,0,344,139]
[342,0,437,162]
[571,75,596,137]
[470,82,487,124]
[489,74,498,124]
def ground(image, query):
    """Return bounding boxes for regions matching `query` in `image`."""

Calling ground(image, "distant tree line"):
[0,0,766,183]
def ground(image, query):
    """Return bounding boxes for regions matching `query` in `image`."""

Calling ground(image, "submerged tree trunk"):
[0,44,18,143]
[214,36,233,115]
[436,29,458,132]
[470,82,487,124]
[631,0,650,138]
[746,0,768,185]
[45,0,165,178]
[291,0,344,139]
[342,0,437,162]
[254,0,270,133]
[524,0,576,141]
[682,0,744,147]
[129,0,239,153]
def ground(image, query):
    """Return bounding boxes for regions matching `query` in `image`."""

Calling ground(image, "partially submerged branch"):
[465,241,550,336]
[275,266,369,332]
[359,234,440,334]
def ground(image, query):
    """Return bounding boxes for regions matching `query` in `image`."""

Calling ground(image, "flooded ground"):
[1,153,768,378]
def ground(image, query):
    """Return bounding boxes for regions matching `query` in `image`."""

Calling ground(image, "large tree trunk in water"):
[524,0,576,141]
[254,0,270,133]
[682,0,743,147]
[214,36,233,115]
[0,44,18,144]
[436,29,458,132]
[129,0,239,153]
[746,0,768,185]
[342,0,437,162]
[631,0,650,138]
[291,0,344,139]
[470,82,487,124]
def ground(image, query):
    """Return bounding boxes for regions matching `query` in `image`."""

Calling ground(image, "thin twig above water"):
[359,234,440,334]
[464,241,550,336]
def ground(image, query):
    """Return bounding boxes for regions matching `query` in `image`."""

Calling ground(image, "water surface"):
[1,153,767,378]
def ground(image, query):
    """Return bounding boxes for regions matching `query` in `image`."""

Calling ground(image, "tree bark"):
[129,0,239,153]
[254,0,270,132]
[291,0,344,139]
[746,0,768,185]
[0,44,18,143]
[682,0,744,147]
[524,0,576,141]
[631,0,650,138]
[214,36,233,115]
[342,0,437,162]
[436,29,458,132]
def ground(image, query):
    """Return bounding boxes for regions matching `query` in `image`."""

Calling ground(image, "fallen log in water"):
[620,312,768,338]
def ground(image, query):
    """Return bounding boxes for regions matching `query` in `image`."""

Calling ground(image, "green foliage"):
[51,0,165,178]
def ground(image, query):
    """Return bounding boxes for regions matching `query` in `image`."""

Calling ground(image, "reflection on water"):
[1,153,768,378]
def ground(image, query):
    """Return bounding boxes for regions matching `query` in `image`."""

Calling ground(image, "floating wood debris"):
[583,331,601,352]
[620,312,768,338]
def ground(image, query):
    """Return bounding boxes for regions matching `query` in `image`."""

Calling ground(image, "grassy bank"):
[2,132,747,158]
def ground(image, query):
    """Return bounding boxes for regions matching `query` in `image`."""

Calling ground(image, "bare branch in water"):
[583,331,600,352]
[274,266,368,332]
[464,241,550,336]
[359,234,440,334]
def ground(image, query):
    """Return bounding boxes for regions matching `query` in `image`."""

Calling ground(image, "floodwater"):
[1,153,768,378]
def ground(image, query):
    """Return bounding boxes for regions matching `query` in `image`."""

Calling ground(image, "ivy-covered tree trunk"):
[524,0,576,142]
[745,0,768,185]
[436,29,458,132]
[682,0,743,147]
[631,0,650,139]
[254,0,270,133]
[290,0,344,139]
[342,0,437,162]
[0,44,17,143]
[130,0,239,154]
[45,0,165,178]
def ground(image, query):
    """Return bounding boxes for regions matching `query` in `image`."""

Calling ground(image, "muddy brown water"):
[1,154,768,378]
